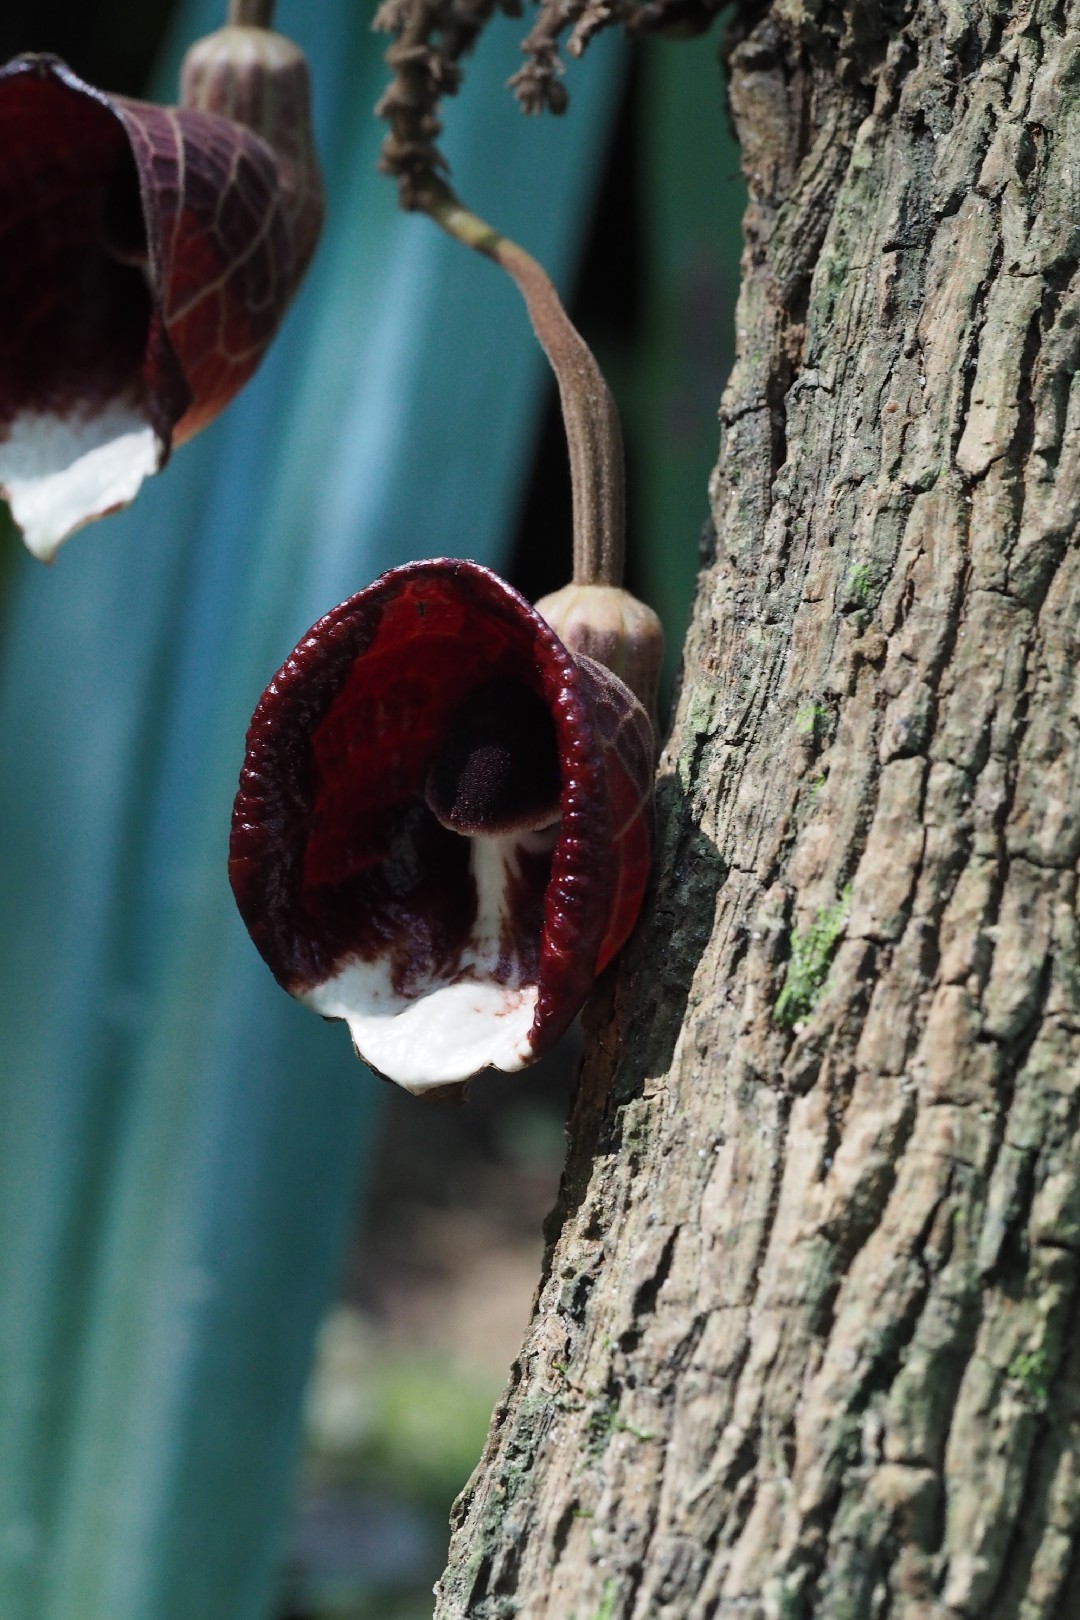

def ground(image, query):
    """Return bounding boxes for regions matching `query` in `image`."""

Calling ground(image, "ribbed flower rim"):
[229,560,654,1094]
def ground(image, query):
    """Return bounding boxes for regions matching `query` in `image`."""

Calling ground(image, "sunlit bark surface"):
[436,3,1080,1614]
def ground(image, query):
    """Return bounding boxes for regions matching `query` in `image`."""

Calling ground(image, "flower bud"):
[533,582,664,728]
[180,25,322,263]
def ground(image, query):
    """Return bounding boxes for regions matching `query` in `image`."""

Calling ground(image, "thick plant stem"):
[434,3,1080,1616]
[422,179,625,588]
[227,0,275,25]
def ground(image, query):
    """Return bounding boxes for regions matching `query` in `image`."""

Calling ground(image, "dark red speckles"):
[230,560,656,1073]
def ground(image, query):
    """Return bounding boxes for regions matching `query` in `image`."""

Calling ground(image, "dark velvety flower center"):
[0,66,151,431]
[425,678,562,836]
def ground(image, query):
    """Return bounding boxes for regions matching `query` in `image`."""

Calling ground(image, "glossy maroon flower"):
[0,26,322,560]
[229,560,655,1096]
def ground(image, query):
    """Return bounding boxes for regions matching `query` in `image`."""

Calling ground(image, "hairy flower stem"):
[227,0,276,25]
[421,178,625,589]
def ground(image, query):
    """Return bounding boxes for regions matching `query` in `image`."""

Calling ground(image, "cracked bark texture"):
[434,2,1080,1616]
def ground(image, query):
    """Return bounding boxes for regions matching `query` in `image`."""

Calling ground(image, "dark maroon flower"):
[0,25,322,559]
[229,560,655,1096]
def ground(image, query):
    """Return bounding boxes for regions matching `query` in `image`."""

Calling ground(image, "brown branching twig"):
[509,0,623,114]
[374,0,725,194]
[375,1,507,204]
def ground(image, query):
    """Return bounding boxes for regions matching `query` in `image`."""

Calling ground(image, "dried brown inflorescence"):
[374,0,725,205]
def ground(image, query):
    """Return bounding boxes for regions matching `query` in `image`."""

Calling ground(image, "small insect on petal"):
[229,560,655,1097]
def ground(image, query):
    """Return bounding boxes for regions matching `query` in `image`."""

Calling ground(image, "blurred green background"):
[0,5,744,1618]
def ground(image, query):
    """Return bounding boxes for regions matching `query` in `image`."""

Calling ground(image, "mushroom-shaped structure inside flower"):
[229,560,655,1096]
[0,36,321,560]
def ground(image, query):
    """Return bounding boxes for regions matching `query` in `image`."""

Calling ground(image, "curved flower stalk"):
[229,560,654,1097]
[230,18,663,1096]
[0,8,322,560]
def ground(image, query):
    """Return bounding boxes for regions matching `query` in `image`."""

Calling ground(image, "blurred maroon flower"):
[229,560,655,1097]
[0,25,322,559]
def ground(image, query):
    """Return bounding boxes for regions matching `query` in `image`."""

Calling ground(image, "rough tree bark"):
[435,2,1080,1615]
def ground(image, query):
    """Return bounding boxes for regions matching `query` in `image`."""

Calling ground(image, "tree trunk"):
[435,2,1080,1615]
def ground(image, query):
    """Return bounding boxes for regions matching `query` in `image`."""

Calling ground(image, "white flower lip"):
[301,829,553,1094]
[0,402,162,561]
[303,964,540,1095]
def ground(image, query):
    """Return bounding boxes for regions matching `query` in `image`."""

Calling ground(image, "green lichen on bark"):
[773,886,852,1026]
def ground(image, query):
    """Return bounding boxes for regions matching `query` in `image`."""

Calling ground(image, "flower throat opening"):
[424,677,561,837]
